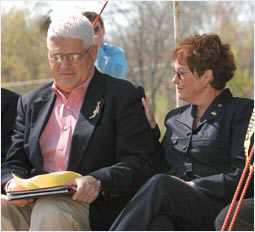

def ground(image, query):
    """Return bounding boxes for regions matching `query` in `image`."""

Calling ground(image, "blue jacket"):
[95,42,128,79]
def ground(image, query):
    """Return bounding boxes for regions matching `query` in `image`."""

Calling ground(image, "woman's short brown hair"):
[172,34,236,90]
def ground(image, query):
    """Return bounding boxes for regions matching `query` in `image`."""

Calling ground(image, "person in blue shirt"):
[83,11,128,79]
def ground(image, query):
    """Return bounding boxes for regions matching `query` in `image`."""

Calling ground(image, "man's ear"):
[89,45,98,61]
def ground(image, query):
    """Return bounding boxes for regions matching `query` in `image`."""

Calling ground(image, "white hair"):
[47,14,94,48]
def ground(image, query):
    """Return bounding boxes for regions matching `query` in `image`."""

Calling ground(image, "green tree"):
[2,8,49,84]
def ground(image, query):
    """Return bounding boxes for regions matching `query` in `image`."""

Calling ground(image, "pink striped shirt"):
[40,79,91,172]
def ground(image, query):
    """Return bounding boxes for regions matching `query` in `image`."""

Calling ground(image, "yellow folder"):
[12,171,81,190]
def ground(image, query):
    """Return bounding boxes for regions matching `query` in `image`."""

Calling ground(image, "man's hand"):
[4,178,34,207]
[67,175,101,204]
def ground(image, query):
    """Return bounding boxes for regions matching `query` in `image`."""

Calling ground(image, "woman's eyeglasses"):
[172,70,191,80]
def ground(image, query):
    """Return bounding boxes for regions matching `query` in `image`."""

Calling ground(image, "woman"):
[110,34,253,230]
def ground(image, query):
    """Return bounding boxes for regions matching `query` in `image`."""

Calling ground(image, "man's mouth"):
[58,73,76,78]
[60,73,75,75]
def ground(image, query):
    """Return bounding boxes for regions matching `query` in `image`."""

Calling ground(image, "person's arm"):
[1,90,20,161]
[89,84,161,197]
[193,100,253,201]
[141,97,161,140]
[1,96,33,188]
[1,96,35,206]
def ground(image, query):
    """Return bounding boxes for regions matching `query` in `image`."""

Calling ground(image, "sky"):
[1,0,253,36]
[1,0,130,35]
[1,0,152,11]
[1,0,108,17]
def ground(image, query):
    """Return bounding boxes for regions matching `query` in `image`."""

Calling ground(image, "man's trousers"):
[1,195,90,231]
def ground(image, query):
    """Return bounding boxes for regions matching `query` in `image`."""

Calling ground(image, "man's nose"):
[172,74,178,84]
[59,57,72,67]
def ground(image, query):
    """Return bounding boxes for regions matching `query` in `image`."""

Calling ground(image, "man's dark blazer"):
[1,69,160,230]
[1,88,20,162]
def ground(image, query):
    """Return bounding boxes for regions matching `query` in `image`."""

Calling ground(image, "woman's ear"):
[202,69,213,86]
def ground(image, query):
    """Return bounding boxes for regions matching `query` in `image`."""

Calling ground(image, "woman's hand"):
[142,97,157,129]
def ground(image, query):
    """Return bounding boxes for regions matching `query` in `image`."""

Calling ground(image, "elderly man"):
[1,15,159,231]
[41,11,128,79]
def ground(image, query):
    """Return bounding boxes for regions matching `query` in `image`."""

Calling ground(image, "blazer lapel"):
[67,73,105,170]
[29,89,55,169]
[175,89,232,132]
[196,89,232,129]
[176,105,194,130]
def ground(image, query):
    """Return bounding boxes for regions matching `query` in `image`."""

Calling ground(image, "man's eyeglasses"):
[172,70,191,80]
[48,47,91,64]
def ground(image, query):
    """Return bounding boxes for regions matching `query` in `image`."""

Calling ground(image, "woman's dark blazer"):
[160,88,253,202]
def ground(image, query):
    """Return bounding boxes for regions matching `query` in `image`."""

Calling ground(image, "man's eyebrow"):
[171,66,185,71]
[49,52,81,55]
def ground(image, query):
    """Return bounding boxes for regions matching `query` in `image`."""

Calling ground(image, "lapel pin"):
[89,101,102,119]
[217,104,223,107]
[211,111,217,116]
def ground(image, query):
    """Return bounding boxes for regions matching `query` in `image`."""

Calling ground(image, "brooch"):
[89,101,102,119]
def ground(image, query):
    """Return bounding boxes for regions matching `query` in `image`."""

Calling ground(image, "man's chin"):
[55,81,76,92]
[57,86,72,93]
[59,74,76,79]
